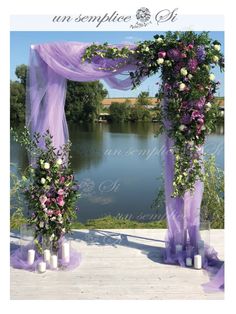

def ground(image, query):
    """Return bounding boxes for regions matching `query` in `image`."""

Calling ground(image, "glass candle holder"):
[198,220,211,264]
[20,224,35,261]
[42,235,51,264]
[61,239,71,265]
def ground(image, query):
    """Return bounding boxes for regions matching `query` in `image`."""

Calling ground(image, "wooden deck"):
[10,229,224,300]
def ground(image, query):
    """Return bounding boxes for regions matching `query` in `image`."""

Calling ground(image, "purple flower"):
[167,48,181,61]
[163,83,172,94]
[188,58,198,72]
[158,51,166,58]
[181,114,191,125]
[196,45,206,62]
[194,97,206,110]
[191,110,204,121]
[197,118,204,125]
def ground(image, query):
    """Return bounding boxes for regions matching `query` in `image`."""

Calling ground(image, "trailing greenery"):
[83,31,224,197]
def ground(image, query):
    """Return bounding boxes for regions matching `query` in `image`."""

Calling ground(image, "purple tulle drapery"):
[11,41,223,289]
[26,42,137,149]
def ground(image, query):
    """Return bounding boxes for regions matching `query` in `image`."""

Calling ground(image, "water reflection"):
[10,122,224,222]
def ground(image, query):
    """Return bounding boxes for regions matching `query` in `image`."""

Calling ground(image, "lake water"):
[10,123,224,223]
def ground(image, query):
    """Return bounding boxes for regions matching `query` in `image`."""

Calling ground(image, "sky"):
[10,31,224,97]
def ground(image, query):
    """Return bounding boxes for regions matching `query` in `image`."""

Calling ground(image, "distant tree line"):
[108,92,160,122]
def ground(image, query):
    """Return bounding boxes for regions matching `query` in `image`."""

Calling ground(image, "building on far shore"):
[101,97,160,109]
[101,97,224,110]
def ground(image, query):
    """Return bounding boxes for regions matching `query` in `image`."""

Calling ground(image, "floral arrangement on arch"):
[83,31,224,197]
[12,128,80,251]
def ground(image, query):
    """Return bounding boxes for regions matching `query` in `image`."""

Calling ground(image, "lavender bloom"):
[188,58,198,72]
[167,48,181,61]
[196,45,206,62]
[181,114,191,125]
[163,83,172,93]
[191,110,204,121]
[194,97,206,110]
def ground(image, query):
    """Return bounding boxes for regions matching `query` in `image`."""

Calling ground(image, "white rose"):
[213,44,221,51]
[44,162,50,169]
[212,55,219,63]
[39,221,44,228]
[188,74,193,79]
[179,83,186,91]
[205,102,212,109]
[157,58,164,65]
[179,124,186,131]
[209,73,215,81]
[41,177,46,184]
[56,158,63,165]
[180,68,188,76]
[156,37,163,43]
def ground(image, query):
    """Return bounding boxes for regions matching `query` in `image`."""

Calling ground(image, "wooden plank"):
[10,229,224,300]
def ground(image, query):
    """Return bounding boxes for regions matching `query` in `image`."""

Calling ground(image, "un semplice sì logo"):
[52,8,178,28]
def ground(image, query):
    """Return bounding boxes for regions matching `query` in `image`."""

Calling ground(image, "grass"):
[71,215,167,229]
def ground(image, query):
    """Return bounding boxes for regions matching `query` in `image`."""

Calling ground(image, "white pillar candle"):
[38,261,46,273]
[50,254,58,269]
[43,249,51,263]
[175,244,183,253]
[27,249,35,265]
[186,257,192,267]
[62,242,70,263]
[194,254,202,269]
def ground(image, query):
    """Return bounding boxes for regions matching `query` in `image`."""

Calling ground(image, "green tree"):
[10,81,26,124]
[10,65,28,124]
[65,81,108,122]
[130,105,151,121]
[15,64,28,87]
[109,102,130,122]
[136,91,152,106]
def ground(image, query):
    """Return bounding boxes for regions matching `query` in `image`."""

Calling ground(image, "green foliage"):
[130,105,151,121]
[10,208,27,230]
[136,91,152,106]
[65,80,108,122]
[201,155,224,228]
[109,102,130,122]
[15,64,28,87]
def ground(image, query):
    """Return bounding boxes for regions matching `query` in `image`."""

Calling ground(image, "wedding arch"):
[24,32,224,270]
